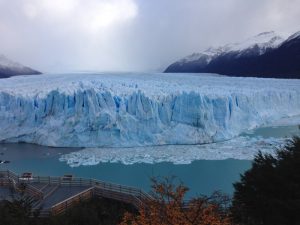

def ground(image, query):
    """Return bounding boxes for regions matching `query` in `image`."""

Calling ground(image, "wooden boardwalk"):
[0,170,153,217]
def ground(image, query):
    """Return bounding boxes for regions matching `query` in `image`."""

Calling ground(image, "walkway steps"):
[32,185,60,212]
[51,187,94,215]
[40,183,50,191]
[0,170,154,217]
[43,185,59,200]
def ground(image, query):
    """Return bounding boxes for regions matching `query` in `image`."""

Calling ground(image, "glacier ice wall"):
[0,73,300,147]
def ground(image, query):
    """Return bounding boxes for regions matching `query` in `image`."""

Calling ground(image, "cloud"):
[0,0,300,72]
[21,0,137,32]
[23,0,76,19]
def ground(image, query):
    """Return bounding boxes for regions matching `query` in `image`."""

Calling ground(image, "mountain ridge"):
[164,31,300,79]
[0,55,41,79]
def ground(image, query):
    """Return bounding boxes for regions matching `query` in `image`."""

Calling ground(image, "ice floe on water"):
[59,135,289,167]
[59,123,300,167]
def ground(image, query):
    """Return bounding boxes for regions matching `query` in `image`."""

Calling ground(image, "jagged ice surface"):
[0,72,300,147]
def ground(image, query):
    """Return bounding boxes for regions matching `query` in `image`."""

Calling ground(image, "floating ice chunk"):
[59,135,291,167]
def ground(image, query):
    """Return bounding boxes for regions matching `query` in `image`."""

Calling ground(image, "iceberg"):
[0,72,300,147]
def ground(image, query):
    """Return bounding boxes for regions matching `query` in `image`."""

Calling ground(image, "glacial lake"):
[0,124,299,198]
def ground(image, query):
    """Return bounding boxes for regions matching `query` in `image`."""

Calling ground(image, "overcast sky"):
[1,0,300,73]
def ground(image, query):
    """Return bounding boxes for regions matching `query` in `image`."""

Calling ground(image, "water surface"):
[0,124,299,198]
[0,144,250,198]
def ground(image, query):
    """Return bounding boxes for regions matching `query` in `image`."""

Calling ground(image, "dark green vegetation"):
[231,137,300,225]
[0,195,39,225]
[0,196,136,225]
[45,198,136,225]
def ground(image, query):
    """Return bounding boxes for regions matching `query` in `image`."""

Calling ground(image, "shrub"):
[120,177,232,225]
[231,137,300,225]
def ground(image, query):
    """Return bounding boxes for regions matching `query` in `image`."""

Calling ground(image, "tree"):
[0,194,39,225]
[0,195,135,225]
[231,137,300,225]
[120,177,232,225]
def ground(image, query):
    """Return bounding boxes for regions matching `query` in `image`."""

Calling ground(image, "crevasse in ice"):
[0,73,300,147]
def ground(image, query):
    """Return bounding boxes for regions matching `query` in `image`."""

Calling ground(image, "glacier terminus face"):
[0,72,300,147]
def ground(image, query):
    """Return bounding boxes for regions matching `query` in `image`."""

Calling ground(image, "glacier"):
[0,72,300,147]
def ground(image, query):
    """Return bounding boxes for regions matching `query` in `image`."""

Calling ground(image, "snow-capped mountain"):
[0,55,41,78]
[165,31,300,78]
[283,31,300,43]
[222,31,284,54]
[179,31,284,65]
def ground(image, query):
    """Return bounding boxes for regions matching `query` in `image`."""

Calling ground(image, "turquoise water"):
[0,124,299,198]
[242,124,300,138]
[0,143,251,198]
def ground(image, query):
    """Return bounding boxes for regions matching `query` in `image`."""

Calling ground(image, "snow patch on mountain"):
[284,31,300,43]
[178,31,284,65]
[224,31,284,53]
[0,55,25,69]
[0,55,41,78]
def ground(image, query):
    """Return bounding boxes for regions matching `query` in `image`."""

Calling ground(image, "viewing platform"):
[0,170,153,217]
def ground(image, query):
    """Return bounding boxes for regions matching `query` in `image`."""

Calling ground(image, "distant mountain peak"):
[285,31,300,42]
[176,31,284,66]
[0,55,27,69]
[0,54,41,78]
[256,31,276,36]
[223,31,284,54]
[164,30,300,78]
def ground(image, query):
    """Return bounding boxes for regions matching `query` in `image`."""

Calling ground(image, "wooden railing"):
[0,178,12,187]
[23,184,44,200]
[0,170,154,216]
[0,171,44,199]
[51,187,94,216]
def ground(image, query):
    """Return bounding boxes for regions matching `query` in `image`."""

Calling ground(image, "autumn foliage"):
[120,177,232,225]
